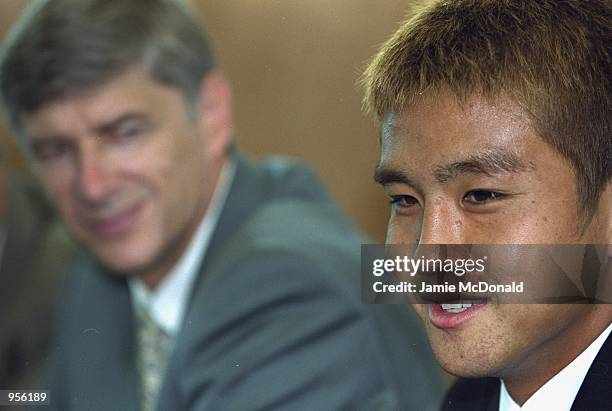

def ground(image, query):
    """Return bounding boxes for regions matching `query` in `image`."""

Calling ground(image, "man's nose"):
[417,199,464,245]
[75,146,113,203]
[414,201,469,277]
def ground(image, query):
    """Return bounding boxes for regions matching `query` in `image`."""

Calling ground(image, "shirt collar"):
[499,323,612,411]
[128,158,236,336]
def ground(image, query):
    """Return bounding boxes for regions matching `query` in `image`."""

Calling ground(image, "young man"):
[0,0,444,410]
[363,0,611,410]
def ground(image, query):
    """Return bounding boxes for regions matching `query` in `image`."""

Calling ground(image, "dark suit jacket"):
[48,154,444,411]
[442,332,612,411]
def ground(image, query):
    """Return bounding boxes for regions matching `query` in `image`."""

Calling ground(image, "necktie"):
[134,305,173,411]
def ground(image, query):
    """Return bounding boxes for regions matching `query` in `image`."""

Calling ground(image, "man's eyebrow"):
[433,149,535,183]
[373,166,423,192]
[24,113,151,145]
[93,113,150,135]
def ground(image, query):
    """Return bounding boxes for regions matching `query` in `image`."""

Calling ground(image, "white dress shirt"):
[499,323,612,411]
[128,159,236,339]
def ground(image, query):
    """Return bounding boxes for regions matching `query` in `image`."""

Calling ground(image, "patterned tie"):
[134,304,173,411]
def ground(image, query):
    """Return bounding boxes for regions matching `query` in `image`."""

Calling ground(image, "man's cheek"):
[386,218,417,244]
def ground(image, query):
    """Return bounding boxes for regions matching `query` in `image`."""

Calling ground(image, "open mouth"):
[428,301,488,329]
[439,302,484,313]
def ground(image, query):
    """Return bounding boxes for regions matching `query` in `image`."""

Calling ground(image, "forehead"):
[23,68,181,138]
[380,92,532,166]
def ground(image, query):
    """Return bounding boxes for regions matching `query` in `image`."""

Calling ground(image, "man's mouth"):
[87,202,144,239]
[428,301,488,329]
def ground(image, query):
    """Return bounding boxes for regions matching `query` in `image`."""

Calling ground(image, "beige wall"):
[0,1,414,241]
[0,0,28,171]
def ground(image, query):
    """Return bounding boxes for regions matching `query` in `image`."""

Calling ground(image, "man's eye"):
[463,190,505,204]
[114,125,143,142]
[32,141,73,162]
[111,120,151,143]
[389,195,418,208]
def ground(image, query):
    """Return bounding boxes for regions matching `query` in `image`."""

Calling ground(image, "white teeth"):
[441,303,474,313]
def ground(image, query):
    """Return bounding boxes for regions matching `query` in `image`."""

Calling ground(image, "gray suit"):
[49,154,444,410]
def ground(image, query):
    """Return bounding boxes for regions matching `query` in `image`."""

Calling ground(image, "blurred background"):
[1,1,437,396]
[0,0,416,242]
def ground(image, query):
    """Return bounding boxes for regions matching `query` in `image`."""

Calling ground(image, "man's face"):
[24,68,226,280]
[376,91,611,378]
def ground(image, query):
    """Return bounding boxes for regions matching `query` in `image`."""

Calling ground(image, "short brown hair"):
[362,0,611,219]
[0,0,215,136]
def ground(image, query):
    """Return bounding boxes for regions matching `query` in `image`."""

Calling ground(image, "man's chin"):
[436,359,497,379]
[92,247,155,276]
[425,326,510,379]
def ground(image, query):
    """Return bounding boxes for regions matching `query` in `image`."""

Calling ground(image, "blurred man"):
[363,0,611,410]
[0,152,75,395]
[0,0,444,410]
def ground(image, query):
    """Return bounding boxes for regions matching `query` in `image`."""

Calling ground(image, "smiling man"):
[363,0,611,410]
[0,0,445,410]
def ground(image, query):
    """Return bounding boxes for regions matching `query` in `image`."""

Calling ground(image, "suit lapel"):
[157,153,266,407]
[185,153,266,306]
[571,331,611,410]
[202,154,264,270]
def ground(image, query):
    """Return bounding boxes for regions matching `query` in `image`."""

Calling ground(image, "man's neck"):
[503,306,612,405]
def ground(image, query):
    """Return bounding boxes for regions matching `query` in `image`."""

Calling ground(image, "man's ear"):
[197,71,233,158]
